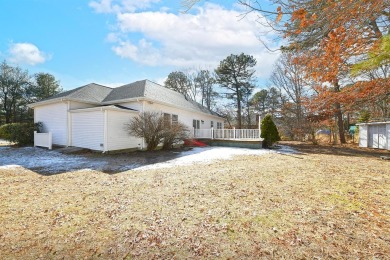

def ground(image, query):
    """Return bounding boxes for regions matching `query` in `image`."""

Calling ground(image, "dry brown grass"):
[1,142,389,259]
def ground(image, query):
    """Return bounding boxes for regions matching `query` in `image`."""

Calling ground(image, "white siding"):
[119,101,144,111]
[368,125,387,149]
[71,111,104,151]
[106,110,142,151]
[34,102,68,146]
[70,101,96,110]
[140,102,224,132]
[387,123,390,150]
[359,122,390,150]
[359,125,368,147]
[378,125,387,149]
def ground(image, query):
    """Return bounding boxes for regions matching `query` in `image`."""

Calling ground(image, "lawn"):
[0,142,389,258]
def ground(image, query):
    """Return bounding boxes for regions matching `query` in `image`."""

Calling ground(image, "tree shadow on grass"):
[0,146,211,175]
[281,141,390,159]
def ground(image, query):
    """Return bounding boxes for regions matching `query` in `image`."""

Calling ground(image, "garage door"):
[71,111,104,151]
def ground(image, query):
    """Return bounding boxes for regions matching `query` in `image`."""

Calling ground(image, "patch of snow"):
[0,138,12,146]
[0,164,21,169]
[0,145,297,174]
[134,147,275,171]
[275,145,299,154]
[0,147,106,173]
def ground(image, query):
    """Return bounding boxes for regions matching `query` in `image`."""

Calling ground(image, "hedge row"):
[0,122,42,146]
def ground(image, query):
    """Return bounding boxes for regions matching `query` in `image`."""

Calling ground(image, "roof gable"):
[102,80,146,102]
[40,83,113,104]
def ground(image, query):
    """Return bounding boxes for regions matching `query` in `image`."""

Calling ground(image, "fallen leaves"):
[0,143,389,258]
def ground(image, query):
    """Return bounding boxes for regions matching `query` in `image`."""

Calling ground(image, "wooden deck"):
[192,129,263,149]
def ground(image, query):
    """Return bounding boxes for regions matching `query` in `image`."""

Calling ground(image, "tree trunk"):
[3,95,11,124]
[236,88,242,129]
[335,103,345,143]
[334,81,346,144]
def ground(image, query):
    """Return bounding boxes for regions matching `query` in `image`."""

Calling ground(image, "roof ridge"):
[67,83,111,101]
[89,83,113,89]
[144,79,187,98]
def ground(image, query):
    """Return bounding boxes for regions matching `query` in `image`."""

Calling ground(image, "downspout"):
[67,101,71,147]
[103,108,108,153]
[141,99,145,150]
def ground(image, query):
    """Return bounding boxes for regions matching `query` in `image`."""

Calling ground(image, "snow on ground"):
[0,139,11,146]
[134,147,274,171]
[0,146,106,173]
[0,145,296,174]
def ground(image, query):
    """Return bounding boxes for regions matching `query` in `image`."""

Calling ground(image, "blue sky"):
[0,0,280,90]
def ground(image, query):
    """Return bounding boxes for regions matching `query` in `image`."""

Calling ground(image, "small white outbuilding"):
[357,121,390,150]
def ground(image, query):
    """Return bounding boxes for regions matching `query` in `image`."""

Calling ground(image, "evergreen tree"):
[260,115,281,148]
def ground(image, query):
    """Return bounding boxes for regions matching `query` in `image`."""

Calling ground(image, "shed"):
[357,121,390,150]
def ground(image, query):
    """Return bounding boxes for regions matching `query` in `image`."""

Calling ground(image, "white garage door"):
[71,111,104,151]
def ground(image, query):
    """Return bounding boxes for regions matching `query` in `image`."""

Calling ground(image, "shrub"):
[0,122,41,146]
[260,115,281,148]
[162,122,189,150]
[126,112,165,151]
[126,112,189,151]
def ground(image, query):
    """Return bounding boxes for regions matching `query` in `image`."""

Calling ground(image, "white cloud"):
[109,3,280,77]
[8,43,49,66]
[89,0,160,13]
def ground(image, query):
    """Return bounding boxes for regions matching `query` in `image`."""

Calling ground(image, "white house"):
[29,80,224,152]
[357,121,390,150]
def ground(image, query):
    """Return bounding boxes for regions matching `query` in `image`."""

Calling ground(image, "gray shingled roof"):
[34,80,220,117]
[102,81,145,102]
[43,83,113,104]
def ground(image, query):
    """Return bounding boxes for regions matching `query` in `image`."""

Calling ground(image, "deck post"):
[258,115,261,138]
[233,127,236,139]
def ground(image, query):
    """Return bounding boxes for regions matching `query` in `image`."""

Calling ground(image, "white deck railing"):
[34,131,52,149]
[193,128,261,140]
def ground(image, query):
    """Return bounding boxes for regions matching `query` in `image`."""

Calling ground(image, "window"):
[163,113,171,127]
[217,122,222,129]
[211,121,214,128]
[193,119,200,129]
[172,114,178,125]
[163,113,179,126]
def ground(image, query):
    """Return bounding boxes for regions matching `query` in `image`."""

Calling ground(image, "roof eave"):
[356,121,390,126]
[143,98,224,120]
[28,98,102,108]
[70,106,139,113]
[101,97,147,105]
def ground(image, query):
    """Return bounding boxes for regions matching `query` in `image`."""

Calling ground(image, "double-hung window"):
[193,119,200,129]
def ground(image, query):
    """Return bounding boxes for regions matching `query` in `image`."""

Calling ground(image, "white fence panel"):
[194,129,213,139]
[34,131,52,149]
[194,128,261,140]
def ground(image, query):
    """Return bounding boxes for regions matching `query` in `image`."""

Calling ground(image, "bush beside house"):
[0,122,42,146]
[126,112,189,151]
[260,115,281,148]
